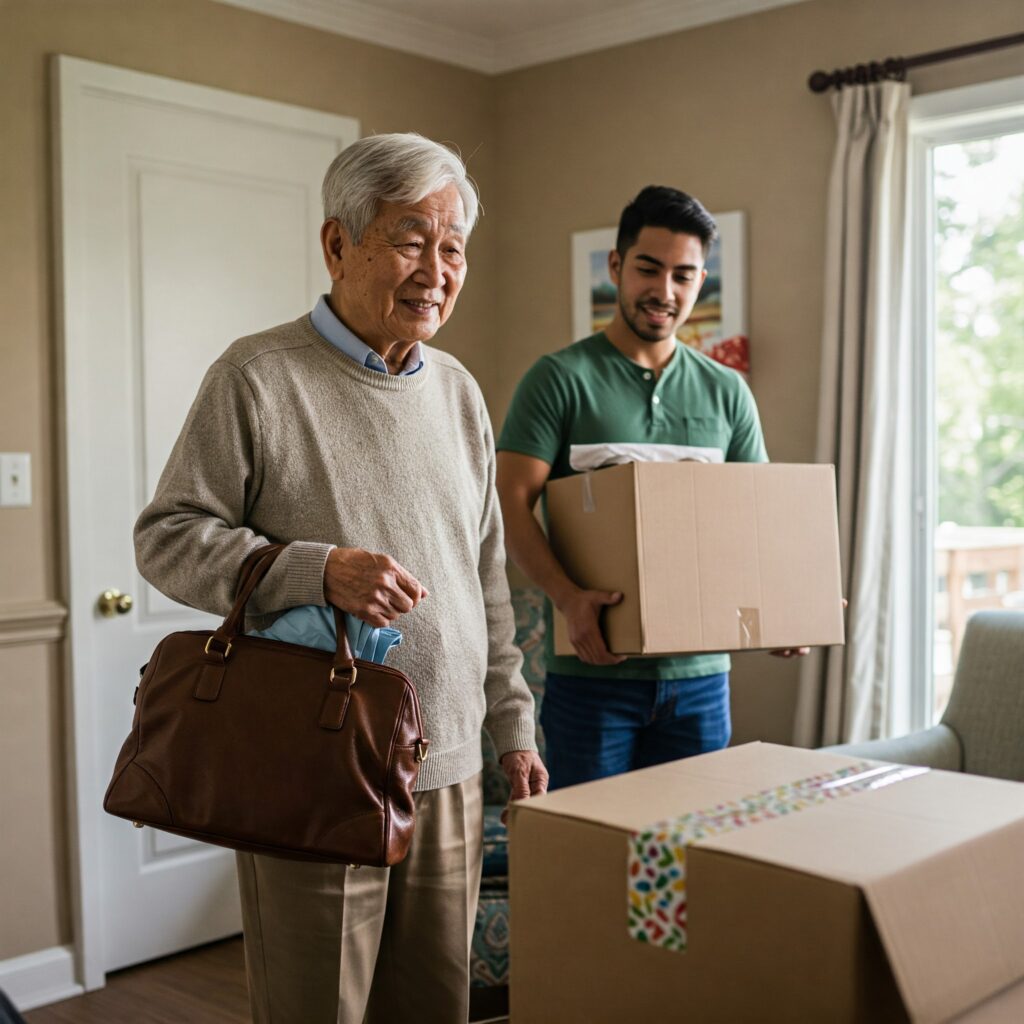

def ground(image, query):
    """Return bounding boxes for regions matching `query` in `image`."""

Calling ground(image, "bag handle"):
[209,544,356,677]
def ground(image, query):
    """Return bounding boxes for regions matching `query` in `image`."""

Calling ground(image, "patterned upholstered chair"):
[471,586,547,989]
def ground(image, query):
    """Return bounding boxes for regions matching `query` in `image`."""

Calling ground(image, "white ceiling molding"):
[492,0,811,74]
[215,0,500,73]
[214,0,813,75]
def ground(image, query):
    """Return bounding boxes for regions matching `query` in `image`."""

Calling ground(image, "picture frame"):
[571,211,748,374]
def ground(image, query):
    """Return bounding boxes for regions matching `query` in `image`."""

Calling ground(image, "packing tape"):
[736,607,761,648]
[581,471,596,514]
[627,761,929,952]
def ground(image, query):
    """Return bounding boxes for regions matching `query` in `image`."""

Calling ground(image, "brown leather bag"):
[104,544,429,865]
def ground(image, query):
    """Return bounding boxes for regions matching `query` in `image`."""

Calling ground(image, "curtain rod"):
[807,31,1024,93]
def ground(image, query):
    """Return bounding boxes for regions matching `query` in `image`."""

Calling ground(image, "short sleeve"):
[496,355,570,467]
[726,376,769,463]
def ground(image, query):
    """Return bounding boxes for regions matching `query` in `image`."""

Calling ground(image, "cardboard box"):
[510,743,1024,1023]
[546,462,845,656]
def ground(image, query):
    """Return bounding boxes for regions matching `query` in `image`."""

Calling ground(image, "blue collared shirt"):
[250,607,402,665]
[311,295,424,376]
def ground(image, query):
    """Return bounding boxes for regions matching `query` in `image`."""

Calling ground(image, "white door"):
[55,56,358,983]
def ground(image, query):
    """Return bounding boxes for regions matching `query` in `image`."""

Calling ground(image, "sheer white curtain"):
[795,80,913,747]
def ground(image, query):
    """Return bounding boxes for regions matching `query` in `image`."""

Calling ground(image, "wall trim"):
[0,945,83,1012]
[214,0,498,73]
[0,600,67,648]
[494,0,811,74]
[213,0,811,74]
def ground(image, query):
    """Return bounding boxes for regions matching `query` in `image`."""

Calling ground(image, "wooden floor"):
[24,938,250,1023]
[22,937,510,1023]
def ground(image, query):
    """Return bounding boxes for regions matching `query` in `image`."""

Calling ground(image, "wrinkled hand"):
[560,588,626,665]
[499,750,549,825]
[323,547,427,628]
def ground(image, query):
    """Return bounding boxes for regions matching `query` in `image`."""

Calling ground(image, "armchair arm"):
[821,723,963,771]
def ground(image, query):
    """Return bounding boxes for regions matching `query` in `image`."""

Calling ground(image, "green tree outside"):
[935,135,1024,527]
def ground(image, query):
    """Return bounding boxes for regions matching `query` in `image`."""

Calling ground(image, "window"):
[910,77,1024,729]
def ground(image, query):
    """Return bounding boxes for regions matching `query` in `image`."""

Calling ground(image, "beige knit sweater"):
[134,315,537,791]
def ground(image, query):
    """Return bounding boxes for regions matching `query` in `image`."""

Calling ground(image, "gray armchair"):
[825,610,1024,782]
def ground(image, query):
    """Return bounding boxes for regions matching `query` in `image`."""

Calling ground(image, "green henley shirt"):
[498,332,768,680]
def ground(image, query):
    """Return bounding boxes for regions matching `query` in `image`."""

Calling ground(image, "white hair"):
[321,133,480,243]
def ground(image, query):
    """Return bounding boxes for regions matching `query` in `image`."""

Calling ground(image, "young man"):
[497,185,802,789]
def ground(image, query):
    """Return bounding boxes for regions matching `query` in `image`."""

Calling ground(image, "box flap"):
[951,977,1024,1022]
[516,742,865,831]
[687,768,1024,1022]
[698,768,1024,886]
[862,817,1024,1023]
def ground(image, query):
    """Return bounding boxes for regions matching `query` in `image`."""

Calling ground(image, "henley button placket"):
[650,374,666,427]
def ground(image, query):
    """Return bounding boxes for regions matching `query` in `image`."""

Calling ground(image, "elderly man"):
[135,133,546,1024]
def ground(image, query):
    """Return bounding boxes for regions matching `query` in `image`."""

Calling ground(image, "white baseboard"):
[0,945,84,1012]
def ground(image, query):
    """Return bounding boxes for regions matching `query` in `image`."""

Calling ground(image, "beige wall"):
[2,0,1023,969]
[0,643,68,957]
[0,0,497,960]
[491,0,1024,746]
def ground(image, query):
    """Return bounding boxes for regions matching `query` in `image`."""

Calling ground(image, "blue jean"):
[540,671,731,789]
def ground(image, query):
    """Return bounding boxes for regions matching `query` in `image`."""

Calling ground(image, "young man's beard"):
[621,296,680,343]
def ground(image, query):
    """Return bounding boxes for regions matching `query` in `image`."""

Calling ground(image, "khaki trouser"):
[236,774,484,1024]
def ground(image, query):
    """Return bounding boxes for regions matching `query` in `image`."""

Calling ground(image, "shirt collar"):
[598,331,681,379]
[311,295,424,377]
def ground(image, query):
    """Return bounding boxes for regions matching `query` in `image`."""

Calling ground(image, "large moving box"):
[546,462,845,656]
[510,743,1024,1023]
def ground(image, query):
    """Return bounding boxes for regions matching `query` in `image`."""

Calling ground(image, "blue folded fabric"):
[249,605,402,665]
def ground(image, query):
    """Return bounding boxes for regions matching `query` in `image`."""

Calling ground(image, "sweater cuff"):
[281,541,335,606]
[486,716,540,760]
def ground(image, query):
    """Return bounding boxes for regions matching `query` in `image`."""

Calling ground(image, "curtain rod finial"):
[808,70,832,93]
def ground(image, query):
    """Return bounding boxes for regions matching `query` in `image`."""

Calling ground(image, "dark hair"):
[616,185,718,257]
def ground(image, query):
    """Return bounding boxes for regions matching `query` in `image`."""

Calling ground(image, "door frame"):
[52,54,359,991]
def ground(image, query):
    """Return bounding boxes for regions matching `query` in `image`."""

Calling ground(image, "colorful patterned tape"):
[627,761,929,952]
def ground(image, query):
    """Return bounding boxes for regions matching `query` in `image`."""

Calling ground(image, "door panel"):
[56,56,358,976]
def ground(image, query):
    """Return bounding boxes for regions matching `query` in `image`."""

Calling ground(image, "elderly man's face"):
[325,183,467,351]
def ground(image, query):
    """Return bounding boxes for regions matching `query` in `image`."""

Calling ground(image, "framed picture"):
[571,211,748,374]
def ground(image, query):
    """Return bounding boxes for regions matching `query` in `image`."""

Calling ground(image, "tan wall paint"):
[2,0,1023,970]
[0,643,67,960]
[0,0,496,959]
[491,0,1024,747]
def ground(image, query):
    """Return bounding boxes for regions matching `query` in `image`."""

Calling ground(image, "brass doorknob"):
[98,589,134,617]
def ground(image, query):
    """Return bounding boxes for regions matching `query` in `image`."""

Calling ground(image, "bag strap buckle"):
[329,664,357,685]
[204,636,232,660]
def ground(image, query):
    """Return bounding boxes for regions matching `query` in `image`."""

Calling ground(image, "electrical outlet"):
[0,453,31,508]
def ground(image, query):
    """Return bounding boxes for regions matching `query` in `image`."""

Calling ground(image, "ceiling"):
[215,0,814,74]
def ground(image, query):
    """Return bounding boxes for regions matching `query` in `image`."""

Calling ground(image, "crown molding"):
[213,0,810,75]
[214,0,499,73]
[493,0,810,73]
